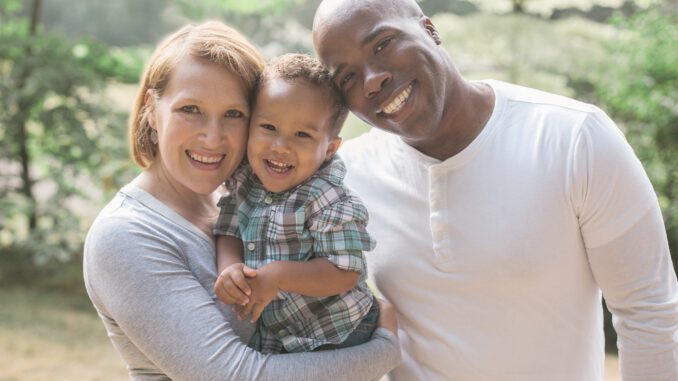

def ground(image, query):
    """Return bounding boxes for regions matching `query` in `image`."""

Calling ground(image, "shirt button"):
[247,242,255,251]
[277,329,287,337]
[264,195,273,204]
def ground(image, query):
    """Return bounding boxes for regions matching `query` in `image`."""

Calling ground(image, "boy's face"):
[247,77,341,193]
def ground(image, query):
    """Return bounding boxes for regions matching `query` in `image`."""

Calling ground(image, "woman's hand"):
[376,297,398,337]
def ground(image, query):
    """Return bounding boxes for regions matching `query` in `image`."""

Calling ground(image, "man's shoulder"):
[486,79,596,115]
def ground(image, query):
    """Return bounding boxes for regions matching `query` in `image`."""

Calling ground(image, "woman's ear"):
[325,137,342,161]
[144,89,157,128]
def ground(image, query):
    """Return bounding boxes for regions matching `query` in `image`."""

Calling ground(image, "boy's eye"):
[180,105,199,114]
[225,109,244,118]
[295,131,311,138]
[260,124,276,131]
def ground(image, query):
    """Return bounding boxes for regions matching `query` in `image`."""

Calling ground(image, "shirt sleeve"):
[307,193,376,274]
[571,108,678,380]
[213,193,240,238]
[213,164,250,238]
[84,216,400,381]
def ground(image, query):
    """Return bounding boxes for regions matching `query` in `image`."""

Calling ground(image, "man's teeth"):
[189,152,224,164]
[267,159,293,173]
[382,84,413,115]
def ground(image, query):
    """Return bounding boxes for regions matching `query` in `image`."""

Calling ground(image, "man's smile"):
[378,83,413,116]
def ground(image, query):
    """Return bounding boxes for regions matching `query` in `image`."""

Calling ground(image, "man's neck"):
[404,81,495,161]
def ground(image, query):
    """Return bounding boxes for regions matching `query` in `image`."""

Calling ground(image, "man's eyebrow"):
[362,25,390,48]
[331,26,391,80]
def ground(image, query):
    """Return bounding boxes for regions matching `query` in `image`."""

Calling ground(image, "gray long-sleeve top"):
[83,184,400,381]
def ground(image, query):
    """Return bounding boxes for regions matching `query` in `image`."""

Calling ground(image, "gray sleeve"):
[84,216,400,381]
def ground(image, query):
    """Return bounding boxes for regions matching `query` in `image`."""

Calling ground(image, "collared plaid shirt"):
[214,155,376,353]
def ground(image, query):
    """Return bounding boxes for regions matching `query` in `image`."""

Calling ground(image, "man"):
[312,0,678,380]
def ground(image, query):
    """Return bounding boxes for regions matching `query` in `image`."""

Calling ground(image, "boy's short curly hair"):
[256,53,348,136]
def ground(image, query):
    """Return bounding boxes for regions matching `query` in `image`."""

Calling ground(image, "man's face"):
[313,1,448,144]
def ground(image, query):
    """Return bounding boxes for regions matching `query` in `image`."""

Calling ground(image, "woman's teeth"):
[382,83,413,115]
[188,151,224,164]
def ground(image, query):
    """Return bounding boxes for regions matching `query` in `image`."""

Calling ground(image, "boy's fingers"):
[240,300,255,320]
[221,278,249,306]
[230,271,251,296]
[242,265,257,278]
[250,303,265,323]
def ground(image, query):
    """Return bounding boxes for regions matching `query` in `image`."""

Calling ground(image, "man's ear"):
[144,89,157,128]
[423,17,442,45]
[325,136,342,161]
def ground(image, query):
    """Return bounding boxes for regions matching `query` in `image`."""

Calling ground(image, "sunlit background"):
[1,1,676,380]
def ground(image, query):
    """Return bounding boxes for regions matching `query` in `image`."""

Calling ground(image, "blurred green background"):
[1,0,676,379]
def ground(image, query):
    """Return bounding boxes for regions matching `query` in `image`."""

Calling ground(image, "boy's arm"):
[216,234,244,274]
[238,257,360,323]
[214,235,254,306]
[261,258,359,297]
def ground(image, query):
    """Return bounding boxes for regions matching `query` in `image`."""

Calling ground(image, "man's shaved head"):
[313,0,424,34]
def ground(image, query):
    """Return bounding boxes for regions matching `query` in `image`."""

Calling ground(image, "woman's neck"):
[133,168,220,237]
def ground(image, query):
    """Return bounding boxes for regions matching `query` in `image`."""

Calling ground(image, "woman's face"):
[147,56,250,196]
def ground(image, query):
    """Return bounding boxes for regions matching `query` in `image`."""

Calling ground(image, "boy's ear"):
[325,137,342,161]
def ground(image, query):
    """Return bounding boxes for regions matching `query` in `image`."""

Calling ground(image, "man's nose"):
[364,66,391,99]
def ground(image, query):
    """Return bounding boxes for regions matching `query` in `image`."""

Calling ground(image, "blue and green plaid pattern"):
[214,156,376,353]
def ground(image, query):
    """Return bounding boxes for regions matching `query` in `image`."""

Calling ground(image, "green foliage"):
[435,12,613,97]
[172,0,304,19]
[0,1,138,280]
[565,5,677,353]
[582,5,678,254]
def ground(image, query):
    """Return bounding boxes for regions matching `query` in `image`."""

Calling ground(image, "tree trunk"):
[512,0,526,13]
[16,0,42,231]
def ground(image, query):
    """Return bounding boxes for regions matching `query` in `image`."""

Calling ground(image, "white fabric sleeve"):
[572,108,678,380]
[588,207,678,380]
[85,216,400,381]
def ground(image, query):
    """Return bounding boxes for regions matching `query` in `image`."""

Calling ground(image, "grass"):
[0,287,621,381]
[0,287,127,381]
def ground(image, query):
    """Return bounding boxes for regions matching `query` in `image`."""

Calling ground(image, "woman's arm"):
[84,215,399,381]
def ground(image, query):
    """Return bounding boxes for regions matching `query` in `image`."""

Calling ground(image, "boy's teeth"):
[267,159,293,173]
[382,84,413,115]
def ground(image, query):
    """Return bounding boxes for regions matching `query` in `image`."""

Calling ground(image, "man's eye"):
[375,37,392,53]
[260,124,275,131]
[295,131,311,138]
[180,105,199,113]
[225,109,244,118]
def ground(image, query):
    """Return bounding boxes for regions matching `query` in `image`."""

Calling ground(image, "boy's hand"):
[214,263,256,306]
[238,265,281,323]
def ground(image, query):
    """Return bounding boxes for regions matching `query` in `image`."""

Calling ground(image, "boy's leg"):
[314,297,380,350]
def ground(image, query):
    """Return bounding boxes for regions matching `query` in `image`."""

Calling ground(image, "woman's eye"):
[260,124,276,131]
[375,37,392,53]
[295,131,311,138]
[180,105,199,114]
[225,109,244,118]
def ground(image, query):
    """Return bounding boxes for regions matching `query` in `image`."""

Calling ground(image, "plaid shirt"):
[214,155,376,353]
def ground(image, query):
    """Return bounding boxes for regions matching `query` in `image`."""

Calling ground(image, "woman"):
[83,21,400,380]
